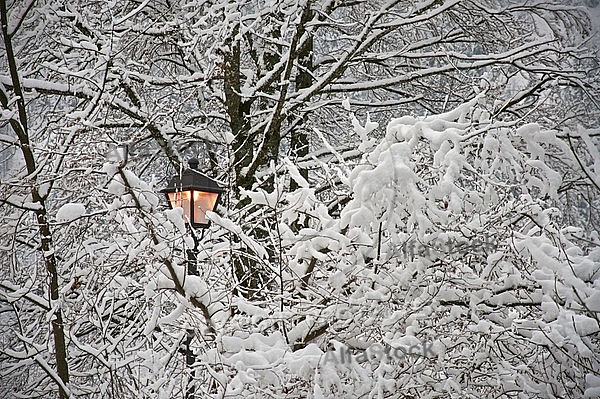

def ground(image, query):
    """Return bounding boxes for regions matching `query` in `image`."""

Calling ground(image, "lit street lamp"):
[161,158,224,229]
[161,158,224,399]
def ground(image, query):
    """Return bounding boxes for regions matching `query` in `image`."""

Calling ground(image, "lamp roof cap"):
[160,158,224,194]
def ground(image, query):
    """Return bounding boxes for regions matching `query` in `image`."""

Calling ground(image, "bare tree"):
[1,0,598,397]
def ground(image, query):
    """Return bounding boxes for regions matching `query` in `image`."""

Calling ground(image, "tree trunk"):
[224,24,252,192]
[0,2,70,395]
[290,3,313,191]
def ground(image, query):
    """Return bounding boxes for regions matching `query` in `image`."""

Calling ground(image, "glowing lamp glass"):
[162,159,224,229]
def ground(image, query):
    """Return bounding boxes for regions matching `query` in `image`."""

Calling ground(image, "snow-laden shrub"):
[2,98,597,398]
[202,97,599,398]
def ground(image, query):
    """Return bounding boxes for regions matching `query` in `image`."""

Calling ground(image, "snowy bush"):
[1,0,599,397]
[175,97,599,398]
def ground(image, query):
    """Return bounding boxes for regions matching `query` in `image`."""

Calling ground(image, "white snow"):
[165,207,187,234]
[342,97,351,110]
[585,291,600,312]
[55,203,86,222]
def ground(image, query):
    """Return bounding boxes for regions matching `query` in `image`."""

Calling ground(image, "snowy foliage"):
[1,0,599,398]
[198,98,599,398]
[2,95,600,398]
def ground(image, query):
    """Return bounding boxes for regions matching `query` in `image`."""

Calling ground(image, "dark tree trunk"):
[290,4,313,190]
[0,2,70,395]
[224,24,252,192]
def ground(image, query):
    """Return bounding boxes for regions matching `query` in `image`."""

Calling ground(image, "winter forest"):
[1,0,600,398]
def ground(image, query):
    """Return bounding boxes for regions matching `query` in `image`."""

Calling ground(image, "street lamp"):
[161,158,224,229]
[161,158,224,399]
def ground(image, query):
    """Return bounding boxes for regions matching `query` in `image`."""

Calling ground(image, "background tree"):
[1,0,599,398]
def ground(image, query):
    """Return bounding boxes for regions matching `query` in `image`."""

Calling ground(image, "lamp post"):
[161,158,224,399]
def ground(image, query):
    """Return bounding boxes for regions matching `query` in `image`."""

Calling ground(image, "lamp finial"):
[188,158,199,170]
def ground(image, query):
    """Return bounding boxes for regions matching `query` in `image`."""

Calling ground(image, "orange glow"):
[193,191,219,225]
[168,190,192,220]
[168,190,219,226]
